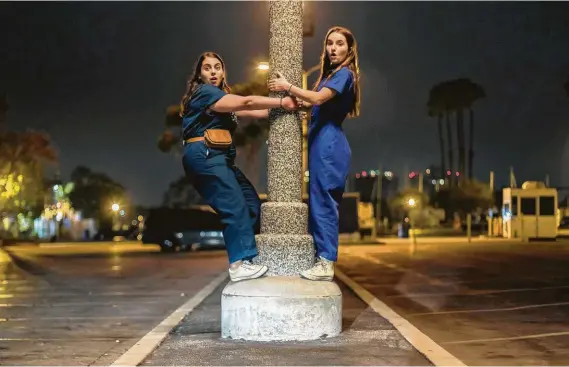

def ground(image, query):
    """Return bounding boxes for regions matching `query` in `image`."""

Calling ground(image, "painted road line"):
[4,316,167,321]
[110,272,228,367]
[354,253,454,287]
[386,284,569,299]
[336,268,467,367]
[408,301,569,317]
[442,331,569,345]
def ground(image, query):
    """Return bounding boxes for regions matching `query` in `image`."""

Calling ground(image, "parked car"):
[141,206,225,252]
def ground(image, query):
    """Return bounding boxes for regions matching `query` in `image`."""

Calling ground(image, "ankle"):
[229,260,242,270]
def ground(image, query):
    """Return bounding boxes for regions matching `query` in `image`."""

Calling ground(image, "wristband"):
[287,84,293,94]
[280,96,283,108]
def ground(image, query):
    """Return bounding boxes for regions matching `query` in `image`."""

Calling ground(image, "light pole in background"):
[111,203,119,231]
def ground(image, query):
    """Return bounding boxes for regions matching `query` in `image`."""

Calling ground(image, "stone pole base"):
[220,202,343,341]
[221,276,342,341]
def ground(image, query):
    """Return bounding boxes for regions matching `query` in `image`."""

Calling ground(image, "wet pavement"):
[0,242,228,366]
[338,240,569,366]
[3,239,569,366]
[144,280,431,366]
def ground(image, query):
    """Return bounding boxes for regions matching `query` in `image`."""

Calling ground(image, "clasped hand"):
[269,71,308,113]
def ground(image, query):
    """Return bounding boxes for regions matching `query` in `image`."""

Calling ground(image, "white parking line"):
[442,331,569,345]
[110,271,228,367]
[349,253,453,287]
[386,285,569,299]
[3,316,165,321]
[408,301,569,316]
[336,268,467,367]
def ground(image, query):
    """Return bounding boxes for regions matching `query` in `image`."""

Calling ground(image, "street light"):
[257,62,270,71]
[407,198,416,207]
[257,62,320,197]
[111,203,119,212]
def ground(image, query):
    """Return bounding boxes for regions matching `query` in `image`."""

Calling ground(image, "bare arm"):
[235,109,269,120]
[268,72,335,106]
[210,94,295,113]
[288,86,336,106]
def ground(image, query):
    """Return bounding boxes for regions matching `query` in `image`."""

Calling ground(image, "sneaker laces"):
[241,260,256,270]
[317,257,333,270]
[313,258,327,271]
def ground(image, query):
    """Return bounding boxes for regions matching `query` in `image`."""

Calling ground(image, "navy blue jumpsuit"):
[308,67,354,262]
[181,84,261,264]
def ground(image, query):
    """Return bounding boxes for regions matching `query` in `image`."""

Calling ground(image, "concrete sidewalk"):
[141,280,432,366]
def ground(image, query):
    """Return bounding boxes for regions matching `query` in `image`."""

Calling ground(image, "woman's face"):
[200,56,225,87]
[326,32,349,66]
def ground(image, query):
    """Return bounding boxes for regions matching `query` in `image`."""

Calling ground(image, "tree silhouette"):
[162,175,203,208]
[427,85,446,180]
[68,166,130,225]
[0,130,58,218]
[428,78,485,184]
[565,75,569,98]
[427,81,455,185]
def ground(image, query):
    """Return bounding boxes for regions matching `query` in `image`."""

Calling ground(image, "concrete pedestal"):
[221,276,342,341]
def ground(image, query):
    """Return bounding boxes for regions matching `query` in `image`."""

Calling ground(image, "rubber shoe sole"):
[229,265,269,282]
[299,272,334,281]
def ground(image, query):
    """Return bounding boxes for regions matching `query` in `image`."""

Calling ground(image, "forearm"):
[288,86,323,105]
[241,96,283,111]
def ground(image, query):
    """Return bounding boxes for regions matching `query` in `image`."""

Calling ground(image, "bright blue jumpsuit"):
[181,84,261,264]
[309,67,354,262]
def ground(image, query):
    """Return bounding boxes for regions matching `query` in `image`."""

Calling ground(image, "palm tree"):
[427,85,446,181]
[436,79,485,182]
[438,81,456,186]
[464,81,485,179]
[448,79,485,180]
[442,79,466,182]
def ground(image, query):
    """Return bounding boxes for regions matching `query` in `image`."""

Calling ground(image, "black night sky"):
[2,2,569,206]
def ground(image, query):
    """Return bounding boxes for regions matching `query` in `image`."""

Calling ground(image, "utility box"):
[502,181,558,240]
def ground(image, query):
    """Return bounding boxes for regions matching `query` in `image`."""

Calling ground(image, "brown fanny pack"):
[186,129,232,149]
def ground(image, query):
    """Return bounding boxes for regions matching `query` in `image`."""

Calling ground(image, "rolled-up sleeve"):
[189,84,227,112]
[322,68,353,96]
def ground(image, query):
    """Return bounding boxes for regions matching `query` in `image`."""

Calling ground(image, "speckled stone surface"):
[257,0,309,275]
[254,234,314,276]
[266,0,303,203]
[260,202,308,235]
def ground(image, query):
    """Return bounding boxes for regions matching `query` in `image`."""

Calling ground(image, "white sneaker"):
[300,257,334,281]
[229,260,268,282]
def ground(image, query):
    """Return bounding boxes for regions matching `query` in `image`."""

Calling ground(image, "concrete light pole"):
[221,0,342,341]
